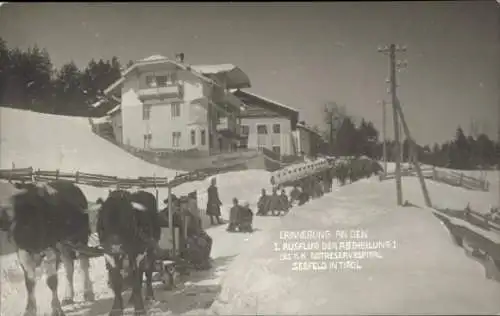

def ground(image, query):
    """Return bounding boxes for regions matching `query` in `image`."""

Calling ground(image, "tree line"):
[0,37,127,117]
[321,102,498,170]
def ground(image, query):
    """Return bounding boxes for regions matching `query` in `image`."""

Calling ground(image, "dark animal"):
[0,181,95,316]
[95,189,160,316]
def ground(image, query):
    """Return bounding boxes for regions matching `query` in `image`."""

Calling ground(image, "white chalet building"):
[232,89,299,157]
[104,54,250,155]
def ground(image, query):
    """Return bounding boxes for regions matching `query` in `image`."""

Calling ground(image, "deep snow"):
[0,108,277,315]
[211,177,500,315]
[1,108,499,315]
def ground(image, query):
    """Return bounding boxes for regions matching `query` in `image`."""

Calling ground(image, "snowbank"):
[0,108,178,179]
[212,178,500,315]
[0,108,277,315]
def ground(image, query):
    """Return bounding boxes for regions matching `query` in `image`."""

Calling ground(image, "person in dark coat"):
[207,177,223,225]
[227,198,240,232]
[297,189,310,206]
[256,189,270,216]
[268,188,281,216]
[289,185,301,206]
[279,189,290,214]
[238,201,254,232]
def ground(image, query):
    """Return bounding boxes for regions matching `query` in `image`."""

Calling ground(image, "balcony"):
[216,117,236,132]
[138,84,183,101]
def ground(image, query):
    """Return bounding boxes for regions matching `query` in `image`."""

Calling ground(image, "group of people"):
[152,163,376,268]
[158,190,213,270]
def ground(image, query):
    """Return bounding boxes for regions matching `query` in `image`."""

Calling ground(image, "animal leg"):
[17,249,37,316]
[105,254,124,316]
[144,249,155,301]
[43,248,65,316]
[129,253,147,315]
[59,246,75,305]
[79,255,95,301]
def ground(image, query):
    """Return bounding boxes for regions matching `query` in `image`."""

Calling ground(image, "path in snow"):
[211,177,500,315]
[0,207,284,316]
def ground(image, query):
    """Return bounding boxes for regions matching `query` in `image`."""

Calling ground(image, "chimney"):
[175,52,185,63]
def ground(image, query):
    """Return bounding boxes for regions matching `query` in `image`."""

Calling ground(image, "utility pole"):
[378,100,388,175]
[379,43,407,206]
[400,119,404,165]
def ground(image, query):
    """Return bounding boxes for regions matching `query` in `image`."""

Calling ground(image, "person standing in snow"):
[238,201,254,232]
[268,188,281,216]
[279,189,290,214]
[256,188,270,216]
[207,177,223,225]
[289,185,301,206]
[314,176,324,197]
[227,198,241,232]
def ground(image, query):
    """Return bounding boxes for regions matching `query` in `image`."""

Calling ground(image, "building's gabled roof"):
[104,56,251,96]
[106,104,121,116]
[296,122,322,137]
[232,89,299,129]
[104,56,218,96]
[139,54,168,62]
[191,64,251,89]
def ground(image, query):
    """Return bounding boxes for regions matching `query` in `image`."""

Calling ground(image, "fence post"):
[55,169,60,180]
[459,173,463,186]
[75,171,80,184]
[8,163,14,183]
[33,168,39,183]
[153,174,159,211]
[432,167,437,180]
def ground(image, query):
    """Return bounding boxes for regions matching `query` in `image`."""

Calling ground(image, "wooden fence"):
[380,166,489,192]
[0,166,220,189]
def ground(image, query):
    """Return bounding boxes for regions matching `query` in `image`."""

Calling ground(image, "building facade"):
[292,122,324,157]
[104,54,250,155]
[232,89,299,157]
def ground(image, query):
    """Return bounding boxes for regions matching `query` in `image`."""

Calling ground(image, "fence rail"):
[380,166,489,192]
[0,166,220,189]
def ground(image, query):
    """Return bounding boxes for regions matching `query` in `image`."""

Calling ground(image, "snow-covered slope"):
[0,108,179,179]
[211,177,500,315]
[0,108,277,315]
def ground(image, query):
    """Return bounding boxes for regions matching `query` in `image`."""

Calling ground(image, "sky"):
[0,1,498,146]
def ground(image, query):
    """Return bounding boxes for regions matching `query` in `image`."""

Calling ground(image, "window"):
[146,73,177,88]
[143,133,152,149]
[156,76,168,87]
[146,76,156,88]
[191,130,196,145]
[142,104,151,120]
[200,130,206,146]
[172,132,181,147]
[272,123,281,134]
[240,138,248,149]
[257,125,268,135]
[171,102,181,117]
[272,146,281,156]
[241,125,249,135]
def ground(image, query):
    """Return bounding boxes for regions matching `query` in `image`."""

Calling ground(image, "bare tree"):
[323,101,347,155]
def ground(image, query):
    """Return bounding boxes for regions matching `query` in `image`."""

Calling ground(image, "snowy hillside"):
[0,108,179,179]
[0,108,277,315]
[211,177,500,315]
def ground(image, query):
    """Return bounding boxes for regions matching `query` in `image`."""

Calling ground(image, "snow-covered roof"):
[91,116,111,124]
[233,89,299,114]
[104,57,217,96]
[296,122,322,137]
[191,64,238,75]
[90,99,106,109]
[139,54,168,62]
[191,64,251,89]
[106,104,121,116]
